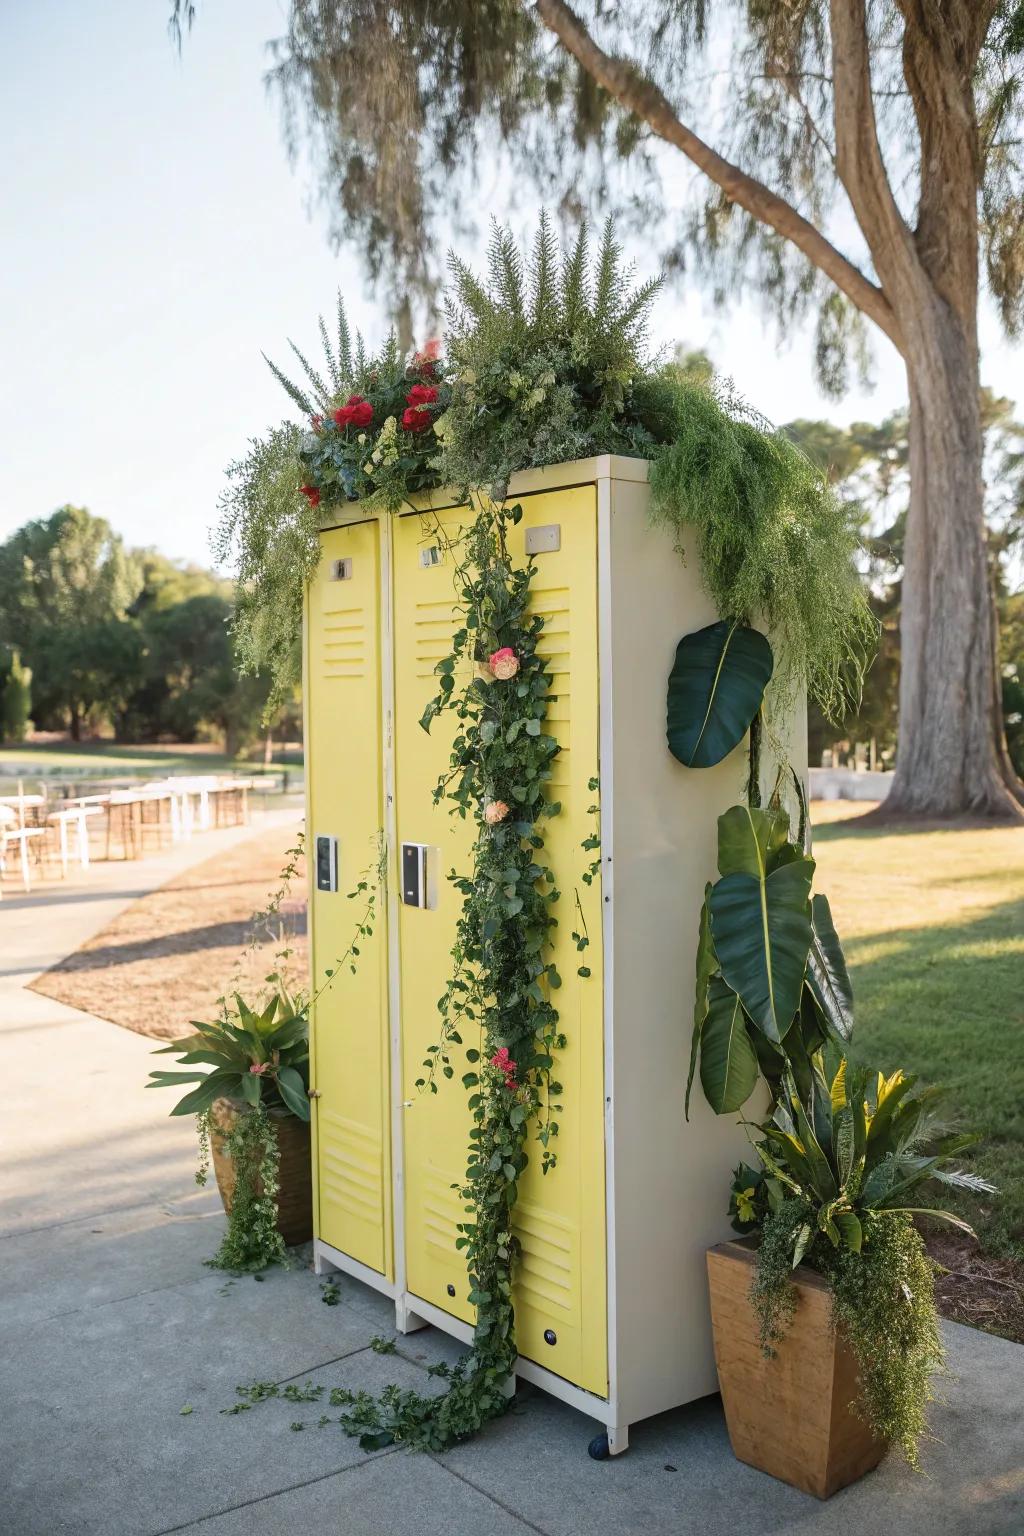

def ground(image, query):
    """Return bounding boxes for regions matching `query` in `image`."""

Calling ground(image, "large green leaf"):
[698,979,759,1114]
[716,804,790,878]
[276,1066,311,1121]
[806,894,854,1042]
[666,620,773,768]
[710,853,814,1042]
[686,886,717,1119]
[167,1069,239,1117]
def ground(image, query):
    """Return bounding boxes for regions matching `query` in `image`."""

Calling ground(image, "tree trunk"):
[69,704,81,743]
[884,308,1023,820]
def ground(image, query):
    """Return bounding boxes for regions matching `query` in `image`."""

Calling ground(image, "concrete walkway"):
[2,830,1023,1534]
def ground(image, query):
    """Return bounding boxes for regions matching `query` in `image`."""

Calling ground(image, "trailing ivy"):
[327,498,568,1450]
[750,1201,946,1468]
[203,1100,288,1274]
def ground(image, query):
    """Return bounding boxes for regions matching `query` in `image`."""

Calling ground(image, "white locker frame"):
[310,454,807,1453]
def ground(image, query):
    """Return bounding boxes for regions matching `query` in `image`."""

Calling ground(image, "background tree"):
[0,510,287,753]
[0,506,143,738]
[788,390,1024,773]
[0,649,33,743]
[173,0,1024,817]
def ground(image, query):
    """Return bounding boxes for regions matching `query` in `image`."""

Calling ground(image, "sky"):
[1,0,1021,571]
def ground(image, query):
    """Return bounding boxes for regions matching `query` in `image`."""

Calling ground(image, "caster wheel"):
[588,1433,610,1461]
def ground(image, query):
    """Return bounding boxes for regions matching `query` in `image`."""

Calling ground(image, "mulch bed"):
[30,821,308,1042]
[927,1231,1024,1345]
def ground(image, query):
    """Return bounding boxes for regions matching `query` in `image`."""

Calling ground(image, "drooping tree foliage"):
[171,0,1024,817]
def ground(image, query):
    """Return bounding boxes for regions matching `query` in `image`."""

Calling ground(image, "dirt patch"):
[927,1232,1024,1345]
[30,821,307,1041]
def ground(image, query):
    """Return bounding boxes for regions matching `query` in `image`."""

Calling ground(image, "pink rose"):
[489,646,519,680]
[484,800,510,826]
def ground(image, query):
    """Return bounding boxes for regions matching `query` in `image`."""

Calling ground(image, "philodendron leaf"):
[717,803,791,879]
[698,978,759,1115]
[806,893,854,1041]
[686,885,717,1119]
[666,620,773,768]
[710,851,814,1043]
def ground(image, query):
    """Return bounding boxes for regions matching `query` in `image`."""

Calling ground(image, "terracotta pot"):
[706,1238,887,1499]
[209,1097,313,1247]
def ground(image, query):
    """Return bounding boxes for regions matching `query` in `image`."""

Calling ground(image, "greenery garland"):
[326,498,572,1451]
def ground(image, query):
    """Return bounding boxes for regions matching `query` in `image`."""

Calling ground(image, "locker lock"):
[543,1329,557,1347]
[315,834,338,893]
[401,842,431,908]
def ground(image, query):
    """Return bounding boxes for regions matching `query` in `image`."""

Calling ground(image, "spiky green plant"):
[439,213,663,495]
[733,1055,996,1465]
[262,291,361,417]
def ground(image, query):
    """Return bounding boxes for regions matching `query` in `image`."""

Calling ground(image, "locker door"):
[506,489,607,1396]
[307,520,392,1278]
[394,492,607,1395]
[393,507,477,1326]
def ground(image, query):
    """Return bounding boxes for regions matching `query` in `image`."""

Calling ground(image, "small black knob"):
[446,1283,456,1298]
[543,1329,557,1346]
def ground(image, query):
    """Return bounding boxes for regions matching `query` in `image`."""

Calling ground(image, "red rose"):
[405,383,438,407]
[402,405,433,433]
[333,394,373,428]
[299,485,321,509]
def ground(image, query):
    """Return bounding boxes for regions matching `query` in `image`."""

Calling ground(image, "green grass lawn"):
[813,805,1024,1260]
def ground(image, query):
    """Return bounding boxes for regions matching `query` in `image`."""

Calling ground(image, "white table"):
[47,805,105,875]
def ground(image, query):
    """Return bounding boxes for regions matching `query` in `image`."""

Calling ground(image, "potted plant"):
[688,804,994,1495]
[707,1058,992,1496]
[147,990,312,1270]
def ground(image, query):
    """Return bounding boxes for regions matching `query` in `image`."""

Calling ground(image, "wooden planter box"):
[707,1239,887,1498]
[210,1098,313,1247]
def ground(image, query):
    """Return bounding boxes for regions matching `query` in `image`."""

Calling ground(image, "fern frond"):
[262,353,315,417]
[561,223,590,327]
[593,216,622,328]
[618,274,664,334]
[287,341,333,412]
[530,209,559,331]
[932,1167,999,1195]
[318,314,337,390]
[447,251,494,325]
[336,292,353,380]
[489,221,525,323]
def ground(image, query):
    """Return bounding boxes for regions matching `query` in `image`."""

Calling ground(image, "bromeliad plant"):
[729,1056,995,1464]
[148,990,310,1271]
[148,990,311,1122]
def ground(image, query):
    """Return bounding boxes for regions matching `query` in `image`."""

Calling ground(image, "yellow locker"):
[307,520,392,1278]
[306,458,800,1453]
[393,491,607,1395]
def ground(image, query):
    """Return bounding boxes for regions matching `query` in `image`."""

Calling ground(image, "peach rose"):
[489,646,519,680]
[484,800,510,826]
